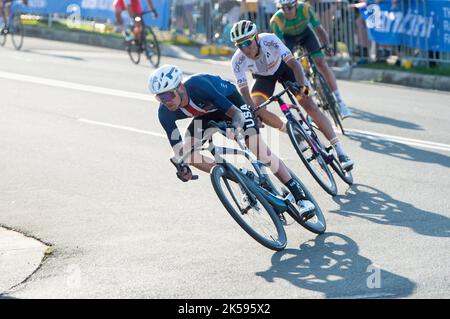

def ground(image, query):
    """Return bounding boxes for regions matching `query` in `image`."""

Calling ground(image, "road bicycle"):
[124,11,160,67]
[255,81,353,196]
[171,120,326,251]
[0,4,24,50]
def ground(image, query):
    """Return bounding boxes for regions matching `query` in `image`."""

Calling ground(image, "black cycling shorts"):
[251,61,296,100]
[283,25,324,59]
[185,90,259,142]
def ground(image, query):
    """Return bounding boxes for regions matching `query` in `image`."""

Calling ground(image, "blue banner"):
[360,0,450,53]
[12,0,172,30]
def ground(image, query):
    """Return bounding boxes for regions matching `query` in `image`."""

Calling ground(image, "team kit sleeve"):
[198,79,233,113]
[306,3,321,27]
[158,105,184,147]
[269,11,284,40]
[271,33,295,63]
[231,53,249,91]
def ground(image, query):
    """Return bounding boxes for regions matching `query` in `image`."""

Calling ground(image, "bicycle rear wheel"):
[11,13,24,50]
[210,165,287,251]
[315,72,345,135]
[126,40,141,64]
[287,120,337,196]
[144,27,160,68]
[285,169,326,234]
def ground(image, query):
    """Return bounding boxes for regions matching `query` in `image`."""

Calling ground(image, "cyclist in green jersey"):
[270,0,351,119]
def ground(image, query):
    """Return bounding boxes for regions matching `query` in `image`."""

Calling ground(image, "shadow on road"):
[347,133,450,169]
[22,49,85,61]
[256,233,416,298]
[350,108,424,131]
[331,184,450,238]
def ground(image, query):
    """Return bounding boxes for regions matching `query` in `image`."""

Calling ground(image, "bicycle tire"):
[126,40,141,64]
[11,13,23,50]
[144,27,160,68]
[285,169,327,234]
[210,165,287,251]
[330,152,354,185]
[0,30,6,46]
[287,120,337,196]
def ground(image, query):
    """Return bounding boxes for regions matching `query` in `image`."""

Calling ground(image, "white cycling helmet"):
[230,20,257,43]
[277,0,297,6]
[148,64,183,95]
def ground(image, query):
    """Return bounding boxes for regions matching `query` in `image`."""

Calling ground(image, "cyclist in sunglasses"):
[149,64,317,218]
[230,20,354,171]
[270,0,351,119]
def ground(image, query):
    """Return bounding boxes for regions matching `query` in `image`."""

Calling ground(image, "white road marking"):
[346,128,450,152]
[1,70,448,153]
[0,70,156,102]
[78,118,166,138]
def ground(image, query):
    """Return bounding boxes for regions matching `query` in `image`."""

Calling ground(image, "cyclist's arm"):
[271,34,306,86]
[146,0,156,12]
[286,58,306,87]
[225,105,245,131]
[158,105,186,159]
[314,25,330,47]
[270,15,284,40]
[231,54,256,110]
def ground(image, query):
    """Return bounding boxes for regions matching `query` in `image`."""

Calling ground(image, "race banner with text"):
[12,0,171,29]
[360,0,450,53]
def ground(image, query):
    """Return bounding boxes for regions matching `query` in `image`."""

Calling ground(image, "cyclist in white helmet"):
[149,64,317,218]
[230,20,354,171]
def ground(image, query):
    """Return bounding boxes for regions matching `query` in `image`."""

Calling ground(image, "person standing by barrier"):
[114,0,158,41]
[270,0,352,119]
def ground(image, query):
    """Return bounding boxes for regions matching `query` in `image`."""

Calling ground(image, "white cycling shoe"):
[338,101,352,119]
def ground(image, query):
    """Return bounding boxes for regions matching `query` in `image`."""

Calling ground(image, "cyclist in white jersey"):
[230,20,354,171]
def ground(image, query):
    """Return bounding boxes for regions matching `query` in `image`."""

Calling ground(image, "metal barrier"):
[351,0,450,67]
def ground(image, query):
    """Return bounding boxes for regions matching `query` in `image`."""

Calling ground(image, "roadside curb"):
[0,226,50,296]
[338,67,450,92]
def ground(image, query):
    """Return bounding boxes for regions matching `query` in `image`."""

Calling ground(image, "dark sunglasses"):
[156,89,177,103]
[282,5,295,11]
[236,34,256,49]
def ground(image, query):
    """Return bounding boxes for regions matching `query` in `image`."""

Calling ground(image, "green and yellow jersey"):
[270,2,321,39]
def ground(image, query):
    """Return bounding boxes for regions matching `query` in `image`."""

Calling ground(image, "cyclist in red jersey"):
[113,0,157,39]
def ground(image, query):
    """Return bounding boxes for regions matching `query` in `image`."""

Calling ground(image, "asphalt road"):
[0,37,449,298]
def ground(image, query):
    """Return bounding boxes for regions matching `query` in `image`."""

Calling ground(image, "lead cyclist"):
[0,0,27,33]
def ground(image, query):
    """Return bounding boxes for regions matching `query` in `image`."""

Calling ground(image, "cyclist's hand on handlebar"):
[286,81,311,98]
[177,164,193,182]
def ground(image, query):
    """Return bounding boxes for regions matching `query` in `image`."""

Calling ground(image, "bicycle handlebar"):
[296,45,329,60]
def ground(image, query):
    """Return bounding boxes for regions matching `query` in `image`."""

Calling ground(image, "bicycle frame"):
[172,125,292,215]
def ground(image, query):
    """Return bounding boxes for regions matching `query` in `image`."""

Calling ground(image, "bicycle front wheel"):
[143,27,160,68]
[126,40,141,64]
[210,165,287,251]
[287,121,337,196]
[286,169,326,234]
[11,13,24,50]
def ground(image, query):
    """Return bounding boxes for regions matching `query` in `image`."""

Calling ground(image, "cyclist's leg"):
[251,75,287,133]
[282,64,351,159]
[183,117,217,173]
[113,0,126,32]
[304,26,351,116]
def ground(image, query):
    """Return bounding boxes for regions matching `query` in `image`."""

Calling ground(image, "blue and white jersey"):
[158,74,238,147]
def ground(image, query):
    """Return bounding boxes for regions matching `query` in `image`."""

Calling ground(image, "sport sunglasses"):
[282,5,295,11]
[235,34,256,49]
[156,90,177,103]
